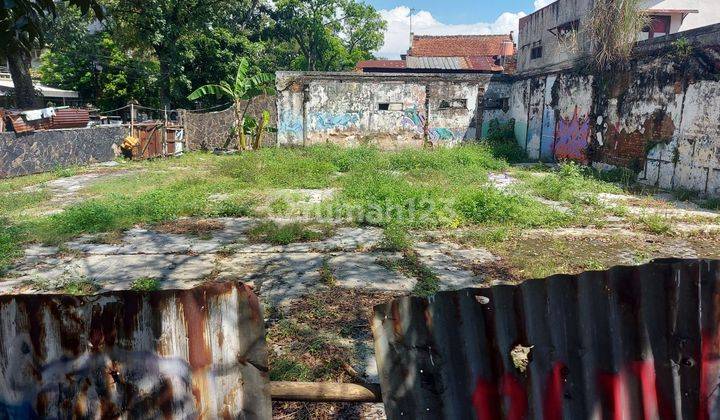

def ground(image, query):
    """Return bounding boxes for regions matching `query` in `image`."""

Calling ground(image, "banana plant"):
[188,58,273,151]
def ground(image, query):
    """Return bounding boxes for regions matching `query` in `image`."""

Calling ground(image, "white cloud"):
[534,0,556,10]
[376,6,527,59]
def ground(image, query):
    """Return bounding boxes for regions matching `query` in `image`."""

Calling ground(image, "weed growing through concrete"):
[638,214,673,235]
[247,221,333,245]
[131,277,161,292]
[319,258,337,286]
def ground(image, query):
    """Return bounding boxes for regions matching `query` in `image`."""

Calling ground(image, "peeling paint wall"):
[511,24,720,196]
[0,283,270,419]
[276,72,512,149]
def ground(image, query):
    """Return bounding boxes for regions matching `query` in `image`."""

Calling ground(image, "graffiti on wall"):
[313,111,361,130]
[278,111,303,137]
[401,107,459,142]
[554,106,590,163]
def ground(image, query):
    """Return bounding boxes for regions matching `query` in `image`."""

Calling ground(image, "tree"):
[188,58,273,150]
[106,0,264,108]
[273,0,385,71]
[0,0,103,108]
[39,4,161,110]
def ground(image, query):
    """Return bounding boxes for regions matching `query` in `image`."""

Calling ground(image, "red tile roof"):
[464,56,503,72]
[409,34,515,57]
[355,60,406,70]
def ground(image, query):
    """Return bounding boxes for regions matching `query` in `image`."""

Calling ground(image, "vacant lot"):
[1,145,719,417]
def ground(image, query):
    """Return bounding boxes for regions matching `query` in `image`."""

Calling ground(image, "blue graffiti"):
[313,112,361,130]
[401,107,457,141]
[430,128,455,141]
[278,112,303,136]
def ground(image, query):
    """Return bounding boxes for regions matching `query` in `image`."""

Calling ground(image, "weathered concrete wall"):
[276,72,512,149]
[182,95,277,151]
[0,126,126,178]
[517,0,592,74]
[0,282,270,419]
[511,24,720,195]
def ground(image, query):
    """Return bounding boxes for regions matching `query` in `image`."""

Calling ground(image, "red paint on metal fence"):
[372,259,720,419]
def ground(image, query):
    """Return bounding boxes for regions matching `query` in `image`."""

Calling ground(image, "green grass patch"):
[270,357,313,381]
[637,214,673,235]
[522,162,622,205]
[246,221,333,245]
[131,277,161,292]
[380,252,440,297]
[379,225,412,251]
[701,198,720,210]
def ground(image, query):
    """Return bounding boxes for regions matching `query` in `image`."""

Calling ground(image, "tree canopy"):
[31,0,386,110]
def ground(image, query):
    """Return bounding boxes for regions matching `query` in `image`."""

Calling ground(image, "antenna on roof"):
[409,8,416,52]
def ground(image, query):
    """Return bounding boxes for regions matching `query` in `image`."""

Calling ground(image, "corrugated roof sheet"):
[372,258,720,419]
[406,56,466,70]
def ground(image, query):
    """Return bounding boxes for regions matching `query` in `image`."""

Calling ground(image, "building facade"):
[517,0,719,74]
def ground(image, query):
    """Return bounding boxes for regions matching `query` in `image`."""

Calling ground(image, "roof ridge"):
[413,34,510,38]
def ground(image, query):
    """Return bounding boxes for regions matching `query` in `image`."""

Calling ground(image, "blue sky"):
[366,0,538,25]
[365,0,555,58]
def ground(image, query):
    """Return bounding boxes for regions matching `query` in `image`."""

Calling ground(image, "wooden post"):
[129,102,135,138]
[270,382,382,403]
[163,105,168,156]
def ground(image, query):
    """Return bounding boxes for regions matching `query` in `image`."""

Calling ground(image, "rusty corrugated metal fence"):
[372,258,720,419]
[0,282,270,419]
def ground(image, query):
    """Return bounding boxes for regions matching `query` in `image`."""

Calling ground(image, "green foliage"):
[525,162,622,204]
[274,0,386,71]
[62,276,99,295]
[270,357,312,381]
[188,58,274,150]
[637,214,672,235]
[701,198,720,210]
[0,222,24,274]
[39,6,161,110]
[380,225,411,251]
[672,37,694,61]
[482,119,527,163]
[131,277,161,292]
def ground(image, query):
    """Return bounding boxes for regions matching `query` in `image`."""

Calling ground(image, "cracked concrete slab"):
[414,241,498,289]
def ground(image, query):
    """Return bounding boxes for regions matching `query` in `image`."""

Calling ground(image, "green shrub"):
[482,118,527,163]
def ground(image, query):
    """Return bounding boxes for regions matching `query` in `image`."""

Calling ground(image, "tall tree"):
[0,0,103,108]
[273,0,385,71]
[106,0,263,108]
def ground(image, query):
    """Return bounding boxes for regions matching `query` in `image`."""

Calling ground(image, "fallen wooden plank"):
[270,381,382,402]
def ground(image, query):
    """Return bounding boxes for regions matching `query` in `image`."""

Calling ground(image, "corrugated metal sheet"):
[372,258,720,419]
[0,282,270,419]
[406,56,467,70]
[50,108,90,129]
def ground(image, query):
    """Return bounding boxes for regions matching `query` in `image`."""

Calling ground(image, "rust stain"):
[180,289,212,371]
[242,283,261,323]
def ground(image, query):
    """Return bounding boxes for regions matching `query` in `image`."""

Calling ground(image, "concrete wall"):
[0,126,126,178]
[276,72,512,149]
[511,24,720,195]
